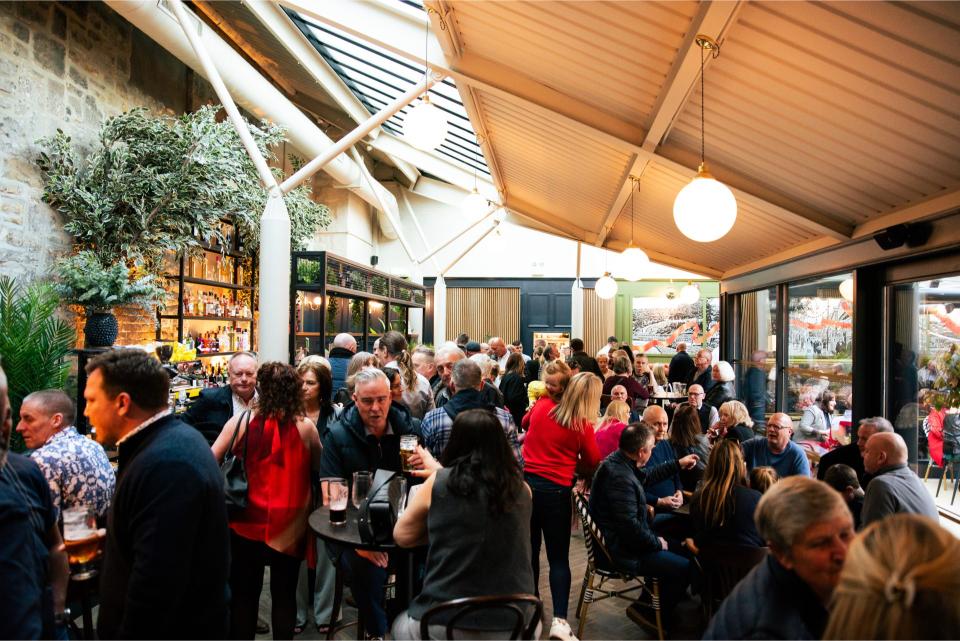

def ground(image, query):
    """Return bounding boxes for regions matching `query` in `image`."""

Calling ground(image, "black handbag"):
[221,410,251,514]
[358,469,404,545]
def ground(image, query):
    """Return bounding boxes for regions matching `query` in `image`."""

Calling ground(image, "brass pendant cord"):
[700,43,705,166]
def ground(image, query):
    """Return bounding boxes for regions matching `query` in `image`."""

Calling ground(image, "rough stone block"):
[12,21,29,43]
[33,32,65,76]
[67,64,86,89]
[16,2,49,29]
[51,7,66,40]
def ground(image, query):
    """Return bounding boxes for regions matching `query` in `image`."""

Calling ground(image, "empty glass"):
[352,471,373,508]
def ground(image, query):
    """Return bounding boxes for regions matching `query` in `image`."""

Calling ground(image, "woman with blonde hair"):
[652,363,668,387]
[824,514,960,640]
[595,400,631,458]
[748,466,778,494]
[521,372,602,641]
[377,330,434,419]
[708,400,755,444]
[689,439,765,550]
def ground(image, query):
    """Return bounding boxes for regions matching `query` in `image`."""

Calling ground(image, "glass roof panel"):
[285,8,489,177]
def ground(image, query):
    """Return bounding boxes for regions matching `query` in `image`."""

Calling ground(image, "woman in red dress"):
[213,362,321,639]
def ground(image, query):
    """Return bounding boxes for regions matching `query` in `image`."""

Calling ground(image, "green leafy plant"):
[0,277,75,452]
[54,251,166,313]
[36,106,331,276]
[932,343,960,411]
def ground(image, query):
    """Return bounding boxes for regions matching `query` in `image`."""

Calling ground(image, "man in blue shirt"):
[742,412,810,478]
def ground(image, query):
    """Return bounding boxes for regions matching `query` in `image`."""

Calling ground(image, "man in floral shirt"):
[17,389,114,520]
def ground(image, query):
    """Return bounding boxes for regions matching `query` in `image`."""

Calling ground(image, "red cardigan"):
[521,397,601,486]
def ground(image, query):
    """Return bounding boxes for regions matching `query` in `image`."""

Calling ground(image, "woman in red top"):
[522,368,601,641]
[212,362,321,640]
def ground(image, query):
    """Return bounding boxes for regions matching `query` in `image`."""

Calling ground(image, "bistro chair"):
[572,491,664,641]
[935,452,960,505]
[693,542,768,620]
[418,594,543,640]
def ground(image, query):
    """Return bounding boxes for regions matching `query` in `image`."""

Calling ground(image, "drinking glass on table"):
[352,471,373,508]
[327,478,349,525]
[400,435,418,473]
[63,506,104,580]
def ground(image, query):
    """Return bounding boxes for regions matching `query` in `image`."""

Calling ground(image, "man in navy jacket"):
[85,349,229,640]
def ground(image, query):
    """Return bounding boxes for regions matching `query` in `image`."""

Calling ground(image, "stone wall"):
[0,1,209,346]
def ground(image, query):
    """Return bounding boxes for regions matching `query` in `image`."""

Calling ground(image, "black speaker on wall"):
[873,222,932,250]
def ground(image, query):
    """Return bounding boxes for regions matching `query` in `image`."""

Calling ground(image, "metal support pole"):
[571,241,584,340]
[170,0,289,362]
[440,222,500,276]
[417,206,497,264]
[349,148,418,262]
[281,74,443,194]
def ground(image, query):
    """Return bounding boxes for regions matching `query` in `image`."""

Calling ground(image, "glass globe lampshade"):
[404,97,448,151]
[679,282,700,304]
[673,164,738,242]
[618,246,649,282]
[839,278,854,302]
[461,188,489,220]
[595,273,618,300]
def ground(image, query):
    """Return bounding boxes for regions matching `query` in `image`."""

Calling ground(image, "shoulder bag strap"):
[238,410,252,460]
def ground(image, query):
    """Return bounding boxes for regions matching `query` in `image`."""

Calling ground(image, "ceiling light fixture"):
[595,272,618,300]
[619,175,650,281]
[679,281,701,304]
[462,135,489,219]
[404,16,448,151]
[839,278,854,302]
[673,34,737,243]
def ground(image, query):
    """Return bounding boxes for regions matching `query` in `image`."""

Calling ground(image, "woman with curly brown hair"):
[212,362,322,640]
[376,330,435,419]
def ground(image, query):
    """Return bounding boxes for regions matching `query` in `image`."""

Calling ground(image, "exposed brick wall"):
[0,2,212,347]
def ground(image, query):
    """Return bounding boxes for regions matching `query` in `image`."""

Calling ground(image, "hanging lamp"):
[619,175,650,281]
[839,278,854,302]
[679,281,701,304]
[595,272,618,300]
[404,17,448,151]
[673,35,737,243]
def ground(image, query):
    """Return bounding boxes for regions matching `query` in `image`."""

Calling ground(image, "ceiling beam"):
[372,132,497,199]
[604,239,724,279]
[594,154,652,246]
[720,236,842,280]
[282,0,850,244]
[851,186,960,239]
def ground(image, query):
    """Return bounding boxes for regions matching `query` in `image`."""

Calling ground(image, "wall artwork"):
[631,296,720,355]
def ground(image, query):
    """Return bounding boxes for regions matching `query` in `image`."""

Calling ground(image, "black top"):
[320,404,419,480]
[499,372,528,428]
[181,385,233,445]
[0,453,56,640]
[705,380,735,409]
[690,485,765,549]
[725,423,756,444]
[667,351,695,385]
[524,359,541,383]
[817,442,868,487]
[688,367,715,394]
[98,414,230,640]
[570,351,603,380]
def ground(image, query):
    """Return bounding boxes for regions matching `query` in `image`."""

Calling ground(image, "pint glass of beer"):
[63,506,104,579]
[328,479,348,525]
[400,435,418,473]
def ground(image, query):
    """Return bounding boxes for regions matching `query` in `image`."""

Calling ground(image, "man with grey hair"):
[705,476,854,639]
[17,389,114,519]
[741,412,810,478]
[182,351,258,445]
[420,359,521,461]
[412,346,439,389]
[687,348,714,393]
[329,333,357,393]
[861,432,938,527]
[321,367,419,639]
[0,367,71,638]
[432,344,465,407]
[818,416,894,486]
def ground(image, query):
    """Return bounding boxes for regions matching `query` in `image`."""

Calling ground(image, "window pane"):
[888,275,960,516]
[735,287,777,427]
[786,274,854,439]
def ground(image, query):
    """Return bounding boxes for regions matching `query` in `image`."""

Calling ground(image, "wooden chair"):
[572,491,664,641]
[418,594,542,640]
[693,543,768,620]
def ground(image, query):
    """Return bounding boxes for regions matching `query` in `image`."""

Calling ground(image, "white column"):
[571,279,585,340]
[258,193,292,362]
[433,275,447,346]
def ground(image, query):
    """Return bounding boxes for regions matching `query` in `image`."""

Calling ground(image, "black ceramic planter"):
[84,311,118,348]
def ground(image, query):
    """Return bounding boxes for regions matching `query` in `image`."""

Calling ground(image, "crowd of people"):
[0,330,957,641]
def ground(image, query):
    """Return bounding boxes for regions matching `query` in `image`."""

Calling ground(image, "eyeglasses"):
[768,425,793,431]
[689,392,705,397]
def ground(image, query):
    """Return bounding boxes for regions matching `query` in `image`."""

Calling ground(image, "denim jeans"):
[633,549,692,616]
[339,550,389,637]
[526,473,573,619]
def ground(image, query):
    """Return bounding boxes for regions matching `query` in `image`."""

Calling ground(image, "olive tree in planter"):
[36,106,332,334]
[54,251,166,347]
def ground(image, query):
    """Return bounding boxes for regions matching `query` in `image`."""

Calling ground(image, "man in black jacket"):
[569,338,603,380]
[589,424,698,630]
[667,342,695,386]
[182,351,257,444]
[328,333,357,393]
[320,368,419,639]
[85,349,229,640]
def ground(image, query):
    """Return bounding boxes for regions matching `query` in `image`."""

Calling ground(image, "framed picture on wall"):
[630,296,720,355]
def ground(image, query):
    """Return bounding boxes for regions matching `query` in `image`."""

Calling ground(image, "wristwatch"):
[54,608,72,625]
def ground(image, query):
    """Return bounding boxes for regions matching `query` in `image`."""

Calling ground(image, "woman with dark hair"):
[376,330,435,419]
[500,352,528,428]
[601,354,648,408]
[299,356,337,439]
[688,439,764,551]
[797,390,836,442]
[669,404,710,492]
[392,409,535,639]
[212,362,322,640]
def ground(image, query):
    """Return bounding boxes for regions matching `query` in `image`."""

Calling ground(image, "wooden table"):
[647,395,687,407]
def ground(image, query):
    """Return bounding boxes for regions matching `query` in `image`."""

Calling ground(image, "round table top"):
[308,505,398,552]
[649,395,686,402]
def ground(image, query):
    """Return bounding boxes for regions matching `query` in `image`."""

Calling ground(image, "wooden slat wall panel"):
[740,291,759,358]
[583,288,615,356]
[446,288,521,344]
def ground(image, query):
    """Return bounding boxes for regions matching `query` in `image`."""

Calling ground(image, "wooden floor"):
[261,530,706,641]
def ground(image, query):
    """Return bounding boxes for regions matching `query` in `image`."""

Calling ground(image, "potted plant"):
[54,251,166,347]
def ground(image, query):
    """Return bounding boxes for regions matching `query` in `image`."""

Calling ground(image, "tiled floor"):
[261,530,706,641]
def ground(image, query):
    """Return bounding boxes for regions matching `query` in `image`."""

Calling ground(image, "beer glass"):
[63,506,103,579]
[327,478,348,525]
[400,434,418,473]
[352,471,372,508]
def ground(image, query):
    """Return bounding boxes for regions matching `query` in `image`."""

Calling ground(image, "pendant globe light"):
[679,281,701,304]
[404,19,448,151]
[839,277,854,302]
[595,272,618,300]
[673,35,737,243]
[619,175,650,281]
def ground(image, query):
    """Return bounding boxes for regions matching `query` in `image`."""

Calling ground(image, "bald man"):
[641,405,685,511]
[741,413,810,479]
[861,432,939,527]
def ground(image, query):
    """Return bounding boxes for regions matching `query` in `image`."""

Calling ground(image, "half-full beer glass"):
[327,479,348,525]
[63,506,104,579]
